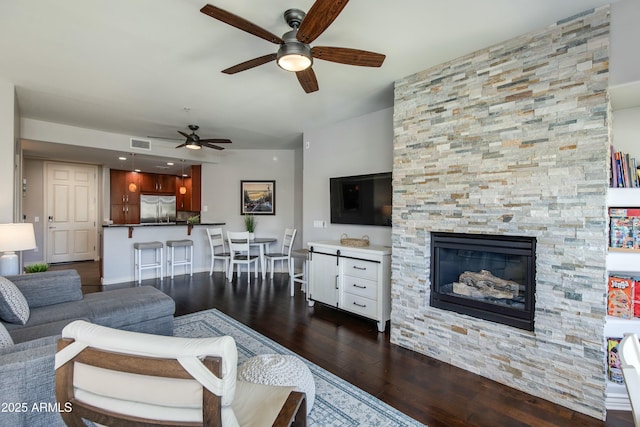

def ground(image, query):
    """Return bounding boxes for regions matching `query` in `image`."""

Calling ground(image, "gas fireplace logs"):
[452,270,519,299]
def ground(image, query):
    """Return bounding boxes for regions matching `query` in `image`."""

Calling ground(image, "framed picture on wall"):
[241,180,276,215]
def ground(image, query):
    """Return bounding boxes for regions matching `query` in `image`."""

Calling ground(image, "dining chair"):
[207,227,231,277]
[55,320,307,427]
[227,231,259,283]
[620,333,640,426]
[264,228,296,282]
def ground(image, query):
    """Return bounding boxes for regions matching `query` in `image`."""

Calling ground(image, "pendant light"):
[179,160,187,195]
[128,153,138,193]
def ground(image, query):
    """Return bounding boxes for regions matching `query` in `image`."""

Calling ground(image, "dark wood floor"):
[50,261,634,427]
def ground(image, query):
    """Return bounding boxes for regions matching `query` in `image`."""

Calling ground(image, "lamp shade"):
[0,223,36,252]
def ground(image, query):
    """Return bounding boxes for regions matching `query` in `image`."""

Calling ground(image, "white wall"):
[200,149,297,247]
[0,79,16,222]
[610,0,640,86]
[302,107,393,246]
[22,158,45,264]
[613,107,640,157]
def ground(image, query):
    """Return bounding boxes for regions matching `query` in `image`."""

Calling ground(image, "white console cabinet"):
[307,241,391,332]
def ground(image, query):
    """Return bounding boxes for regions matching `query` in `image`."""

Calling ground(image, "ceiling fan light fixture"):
[276,35,312,72]
[185,141,201,150]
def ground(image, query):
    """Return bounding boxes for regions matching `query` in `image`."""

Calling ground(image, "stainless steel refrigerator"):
[140,195,177,223]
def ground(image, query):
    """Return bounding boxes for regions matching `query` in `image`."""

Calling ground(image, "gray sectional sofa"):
[0,270,175,427]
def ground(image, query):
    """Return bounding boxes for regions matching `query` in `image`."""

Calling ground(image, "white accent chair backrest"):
[620,333,640,427]
[207,227,231,277]
[55,320,306,427]
[265,228,297,282]
[226,230,259,283]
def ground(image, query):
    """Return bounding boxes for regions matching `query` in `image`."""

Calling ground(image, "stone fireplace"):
[430,232,536,331]
[391,6,610,420]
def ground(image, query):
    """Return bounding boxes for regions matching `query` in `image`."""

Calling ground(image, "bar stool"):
[166,239,194,279]
[133,241,164,284]
[290,249,309,297]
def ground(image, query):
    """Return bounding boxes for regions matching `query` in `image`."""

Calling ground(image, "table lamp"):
[0,223,36,276]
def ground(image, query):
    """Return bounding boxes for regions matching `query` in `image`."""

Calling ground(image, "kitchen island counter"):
[102,223,225,284]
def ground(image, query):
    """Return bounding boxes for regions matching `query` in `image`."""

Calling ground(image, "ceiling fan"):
[149,125,232,150]
[200,0,386,93]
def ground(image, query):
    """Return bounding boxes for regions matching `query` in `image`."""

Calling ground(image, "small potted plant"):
[244,214,256,240]
[25,262,49,273]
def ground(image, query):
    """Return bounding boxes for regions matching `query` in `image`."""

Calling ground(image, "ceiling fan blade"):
[222,53,277,74]
[147,135,182,141]
[297,0,349,44]
[175,143,187,149]
[178,130,190,138]
[312,46,385,67]
[201,143,226,150]
[199,138,232,144]
[296,67,319,93]
[200,4,283,45]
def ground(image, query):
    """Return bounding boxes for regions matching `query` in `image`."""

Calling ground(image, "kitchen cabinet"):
[308,241,391,332]
[308,250,339,306]
[176,165,201,212]
[110,203,140,225]
[110,170,140,224]
[141,173,176,194]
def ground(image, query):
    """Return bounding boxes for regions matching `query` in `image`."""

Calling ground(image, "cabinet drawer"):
[342,258,378,281]
[342,275,377,300]
[342,293,377,318]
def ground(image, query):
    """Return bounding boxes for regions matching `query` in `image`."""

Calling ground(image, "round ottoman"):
[238,354,315,414]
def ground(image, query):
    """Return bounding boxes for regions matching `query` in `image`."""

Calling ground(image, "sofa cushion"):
[6,318,90,345]
[2,299,92,343]
[0,335,64,427]
[0,322,13,348]
[83,286,175,328]
[0,276,30,324]
[7,270,83,308]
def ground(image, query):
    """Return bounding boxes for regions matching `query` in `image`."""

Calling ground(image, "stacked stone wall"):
[391,7,610,419]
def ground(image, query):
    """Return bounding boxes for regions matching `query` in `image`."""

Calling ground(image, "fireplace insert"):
[430,232,536,331]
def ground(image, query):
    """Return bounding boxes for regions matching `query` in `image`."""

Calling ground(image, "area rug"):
[174,309,425,427]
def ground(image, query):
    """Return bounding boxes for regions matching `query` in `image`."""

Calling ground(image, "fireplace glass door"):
[430,232,536,330]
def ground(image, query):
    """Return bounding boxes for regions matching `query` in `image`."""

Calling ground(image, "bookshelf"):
[605,186,640,411]
[605,83,640,411]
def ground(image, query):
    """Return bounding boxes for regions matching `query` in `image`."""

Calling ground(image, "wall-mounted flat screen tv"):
[330,172,392,227]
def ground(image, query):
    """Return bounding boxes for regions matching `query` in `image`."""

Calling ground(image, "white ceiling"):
[0,0,616,172]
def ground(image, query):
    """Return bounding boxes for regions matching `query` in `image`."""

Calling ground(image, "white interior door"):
[46,162,98,263]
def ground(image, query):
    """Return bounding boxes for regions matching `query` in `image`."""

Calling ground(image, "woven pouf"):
[238,354,315,414]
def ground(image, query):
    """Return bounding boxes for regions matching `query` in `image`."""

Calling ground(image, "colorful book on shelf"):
[608,275,634,318]
[634,280,640,318]
[607,338,625,384]
[610,147,640,187]
[608,337,624,384]
[609,208,640,250]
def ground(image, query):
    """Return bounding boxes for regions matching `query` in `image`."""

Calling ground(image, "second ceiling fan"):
[172,125,232,150]
[200,0,386,93]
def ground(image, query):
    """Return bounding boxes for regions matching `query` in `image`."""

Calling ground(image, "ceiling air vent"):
[130,138,151,150]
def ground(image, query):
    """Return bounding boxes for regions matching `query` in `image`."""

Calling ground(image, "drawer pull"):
[353,302,367,308]
[352,284,367,289]
[353,266,367,270]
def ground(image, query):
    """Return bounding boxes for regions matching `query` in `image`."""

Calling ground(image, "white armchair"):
[55,320,306,427]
